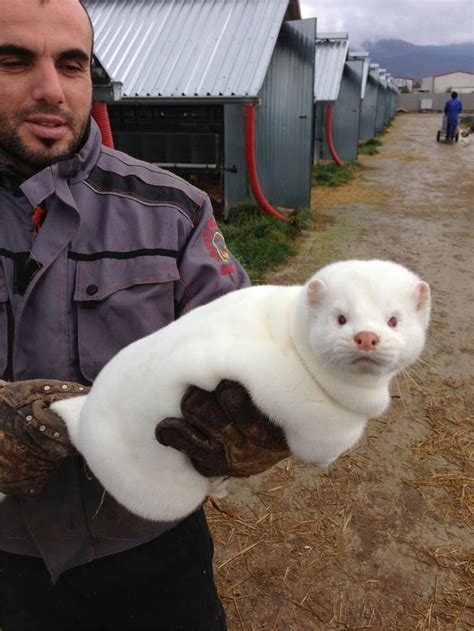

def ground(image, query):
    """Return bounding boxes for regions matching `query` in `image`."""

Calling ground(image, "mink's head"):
[302,260,431,379]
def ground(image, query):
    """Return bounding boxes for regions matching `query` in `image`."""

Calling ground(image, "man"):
[444,90,462,142]
[0,1,289,629]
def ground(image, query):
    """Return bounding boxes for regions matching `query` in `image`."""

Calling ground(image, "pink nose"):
[354,331,380,351]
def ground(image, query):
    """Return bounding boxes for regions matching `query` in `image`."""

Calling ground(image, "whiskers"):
[311,344,334,358]
[312,344,340,370]
[318,353,341,371]
[392,364,428,416]
[397,356,442,394]
[391,370,424,422]
[391,355,442,420]
[415,356,443,377]
[399,366,426,392]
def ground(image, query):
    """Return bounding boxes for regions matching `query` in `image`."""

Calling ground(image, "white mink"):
[47,259,430,522]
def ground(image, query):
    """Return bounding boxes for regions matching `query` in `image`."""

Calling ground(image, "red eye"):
[338,315,347,325]
[388,316,398,328]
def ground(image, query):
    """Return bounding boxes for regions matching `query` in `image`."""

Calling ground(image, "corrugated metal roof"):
[84,0,291,99]
[348,52,370,99]
[379,69,388,84]
[367,64,380,87]
[314,33,349,102]
[387,76,398,92]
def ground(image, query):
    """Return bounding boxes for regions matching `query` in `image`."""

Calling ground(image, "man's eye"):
[61,64,82,73]
[0,60,28,68]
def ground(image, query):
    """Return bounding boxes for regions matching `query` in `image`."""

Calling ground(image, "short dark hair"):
[451,91,458,99]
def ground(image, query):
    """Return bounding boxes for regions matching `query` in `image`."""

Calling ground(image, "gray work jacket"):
[0,120,249,581]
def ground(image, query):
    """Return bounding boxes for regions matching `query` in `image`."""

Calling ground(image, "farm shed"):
[360,63,380,141]
[386,77,399,120]
[349,52,371,104]
[394,76,417,93]
[313,33,350,163]
[383,73,391,123]
[375,69,388,132]
[85,0,316,216]
[331,51,371,161]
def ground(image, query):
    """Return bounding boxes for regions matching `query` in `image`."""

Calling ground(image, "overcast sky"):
[300,0,474,48]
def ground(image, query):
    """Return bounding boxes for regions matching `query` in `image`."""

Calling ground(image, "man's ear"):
[307,279,326,309]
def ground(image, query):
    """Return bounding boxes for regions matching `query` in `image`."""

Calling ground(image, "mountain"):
[359,39,474,81]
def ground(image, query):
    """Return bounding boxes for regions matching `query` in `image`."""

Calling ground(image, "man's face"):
[0,0,93,173]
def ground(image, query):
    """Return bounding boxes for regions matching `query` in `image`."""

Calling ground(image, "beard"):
[0,103,91,173]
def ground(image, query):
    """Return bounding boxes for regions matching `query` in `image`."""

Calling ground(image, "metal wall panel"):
[360,58,370,100]
[375,72,387,133]
[348,53,370,99]
[313,34,349,163]
[375,87,386,131]
[384,78,394,122]
[224,18,316,212]
[386,91,394,119]
[315,61,363,162]
[85,0,290,99]
[223,103,247,214]
[329,61,363,161]
[256,19,316,209]
[388,82,399,118]
[313,102,325,163]
[360,75,378,140]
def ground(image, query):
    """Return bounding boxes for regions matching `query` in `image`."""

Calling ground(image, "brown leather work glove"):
[0,379,90,497]
[155,380,290,478]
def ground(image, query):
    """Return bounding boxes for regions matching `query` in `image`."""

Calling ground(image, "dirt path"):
[208,113,473,630]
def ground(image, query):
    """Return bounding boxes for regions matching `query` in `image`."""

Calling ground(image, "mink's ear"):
[416,281,431,311]
[307,279,326,309]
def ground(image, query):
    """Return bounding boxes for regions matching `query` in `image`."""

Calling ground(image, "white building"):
[421,71,474,94]
[394,76,417,92]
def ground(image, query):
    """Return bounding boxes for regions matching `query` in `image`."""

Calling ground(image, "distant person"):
[444,91,463,142]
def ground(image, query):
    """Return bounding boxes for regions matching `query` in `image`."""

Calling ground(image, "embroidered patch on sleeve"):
[203,220,236,276]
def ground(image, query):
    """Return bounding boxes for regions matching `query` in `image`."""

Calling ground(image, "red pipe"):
[91,101,115,149]
[325,103,344,166]
[244,104,288,222]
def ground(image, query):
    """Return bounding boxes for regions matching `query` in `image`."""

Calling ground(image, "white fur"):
[48,259,430,522]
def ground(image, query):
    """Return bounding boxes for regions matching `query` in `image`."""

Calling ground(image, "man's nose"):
[30,61,65,104]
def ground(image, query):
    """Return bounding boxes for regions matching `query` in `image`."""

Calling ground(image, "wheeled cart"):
[436,114,459,143]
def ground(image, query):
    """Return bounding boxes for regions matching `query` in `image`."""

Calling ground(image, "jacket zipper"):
[5,299,14,380]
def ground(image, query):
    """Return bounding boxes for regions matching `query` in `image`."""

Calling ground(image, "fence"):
[397,92,474,112]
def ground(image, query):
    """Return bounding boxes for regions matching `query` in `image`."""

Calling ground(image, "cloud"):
[300,0,474,46]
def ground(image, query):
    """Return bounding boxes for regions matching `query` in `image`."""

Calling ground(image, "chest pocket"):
[74,256,180,383]
[0,263,9,378]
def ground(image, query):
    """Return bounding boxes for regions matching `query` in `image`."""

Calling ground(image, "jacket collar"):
[19,119,102,208]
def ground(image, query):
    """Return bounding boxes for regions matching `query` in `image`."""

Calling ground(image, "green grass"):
[311,161,364,187]
[221,118,398,282]
[358,118,393,155]
[382,119,393,133]
[358,137,383,156]
[221,202,314,283]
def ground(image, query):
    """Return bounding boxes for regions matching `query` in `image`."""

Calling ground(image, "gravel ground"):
[207,113,474,630]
